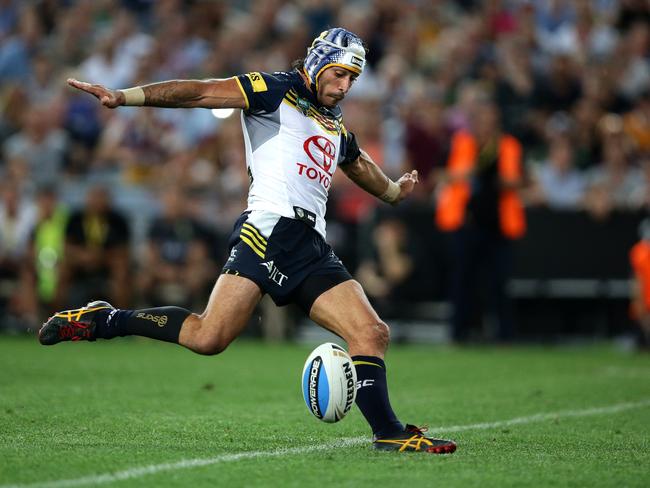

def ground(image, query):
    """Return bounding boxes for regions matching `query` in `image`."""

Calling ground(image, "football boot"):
[373,424,456,453]
[39,301,114,345]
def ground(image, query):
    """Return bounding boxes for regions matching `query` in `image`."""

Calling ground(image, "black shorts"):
[221,211,352,312]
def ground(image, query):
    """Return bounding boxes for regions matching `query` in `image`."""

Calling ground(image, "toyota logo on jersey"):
[303,135,335,175]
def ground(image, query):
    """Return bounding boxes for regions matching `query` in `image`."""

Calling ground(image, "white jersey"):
[235,70,356,239]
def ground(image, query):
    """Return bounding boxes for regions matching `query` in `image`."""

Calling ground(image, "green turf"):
[1,336,649,487]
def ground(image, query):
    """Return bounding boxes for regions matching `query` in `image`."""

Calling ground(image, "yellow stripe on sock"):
[353,360,384,369]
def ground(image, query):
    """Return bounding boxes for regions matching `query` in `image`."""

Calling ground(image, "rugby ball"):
[301,342,357,423]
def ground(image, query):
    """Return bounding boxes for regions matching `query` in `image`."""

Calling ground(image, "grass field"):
[1,336,649,487]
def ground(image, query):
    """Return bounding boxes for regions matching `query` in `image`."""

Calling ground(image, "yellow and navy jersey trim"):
[240,222,267,258]
[283,89,342,135]
[233,76,250,110]
[236,71,296,114]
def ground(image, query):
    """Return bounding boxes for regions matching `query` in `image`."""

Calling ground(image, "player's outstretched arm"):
[340,149,418,205]
[67,77,247,109]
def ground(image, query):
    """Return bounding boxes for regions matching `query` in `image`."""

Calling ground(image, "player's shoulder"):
[239,70,301,92]
[237,70,304,113]
[266,70,302,85]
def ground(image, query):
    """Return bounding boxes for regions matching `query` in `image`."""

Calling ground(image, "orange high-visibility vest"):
[435,130,526,239]
[630,240,650,313]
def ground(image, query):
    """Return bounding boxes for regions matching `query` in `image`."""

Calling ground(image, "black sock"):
[94,307,191,344]
[352,355,404,438]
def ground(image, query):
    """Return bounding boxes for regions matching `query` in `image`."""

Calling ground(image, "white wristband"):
[379,179,400,203]
[121,87,145,106]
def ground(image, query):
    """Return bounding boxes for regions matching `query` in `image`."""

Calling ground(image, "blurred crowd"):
[0,0,648,333]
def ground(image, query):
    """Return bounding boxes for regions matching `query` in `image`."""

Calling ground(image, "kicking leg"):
[179,274,262,354]
[309,279,455,453]
[39,274,262,356]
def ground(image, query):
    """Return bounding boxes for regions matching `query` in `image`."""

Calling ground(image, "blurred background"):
[0,0,648,347]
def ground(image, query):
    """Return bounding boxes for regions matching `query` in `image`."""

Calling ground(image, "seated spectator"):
[403,93,450,197]
[94,107,184,184]
[355,214,430,318]
[584,116,643,218]
[22,185,68,317]
[2,104,69,187]
[56,185,131,309]
[623,89,650,153]
[0,182,37,330]
[629,154,650,210]
[139,188,215,309]
[527,135,587,210]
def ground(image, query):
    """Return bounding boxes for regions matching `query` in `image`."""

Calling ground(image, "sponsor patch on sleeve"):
[246,72,268,93]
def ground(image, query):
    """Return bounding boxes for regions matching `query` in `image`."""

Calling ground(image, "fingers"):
[400,170,419,184]
[67,78,118,107]
[67,78,105,99]
[67,78,92,90]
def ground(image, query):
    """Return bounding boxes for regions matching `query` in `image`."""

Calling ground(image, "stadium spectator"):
[355,212,431,317]
[403,92,450,198]
[616,20,649,101]
[570,96,603,170]
[494,37,536,144]
[2,104,69,187]
[629,154,650,210]
[532,54,582,115]
[584,116,643,219]
[0,3,40,84]
[629,218,650,350]
[0,182,36,330]
[526,135,587,210]
[25,52,62,106]
[56,185,131,309]
[94,105,184,183]
[436,100,525,343]
[139,187,214,309]
[22,185,67,317]
[623,89,650,153]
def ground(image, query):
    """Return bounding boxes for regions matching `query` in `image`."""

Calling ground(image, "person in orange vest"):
[629,218,650,350]
[436,100,526,343]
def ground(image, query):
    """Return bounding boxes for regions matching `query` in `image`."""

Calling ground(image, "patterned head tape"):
[304,28,366,91]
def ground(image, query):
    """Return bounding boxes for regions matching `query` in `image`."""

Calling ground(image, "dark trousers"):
[449,223,515,343]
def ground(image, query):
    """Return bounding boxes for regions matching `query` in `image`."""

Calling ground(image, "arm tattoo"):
[141,81,203,108]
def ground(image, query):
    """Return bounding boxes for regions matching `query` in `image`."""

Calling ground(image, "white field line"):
[4,399,650,488]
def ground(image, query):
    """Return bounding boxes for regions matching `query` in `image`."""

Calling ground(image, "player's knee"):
[372,321,391,350]
[350,320,390,353]
[190,320,235,356]
[192,333,231,356]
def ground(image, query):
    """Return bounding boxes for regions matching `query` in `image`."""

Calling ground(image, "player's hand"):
[67,78,125,108]
[394,170,419,204]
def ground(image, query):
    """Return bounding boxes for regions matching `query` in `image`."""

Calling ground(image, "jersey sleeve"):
[338,129,361,166]
[234,71,294,114]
